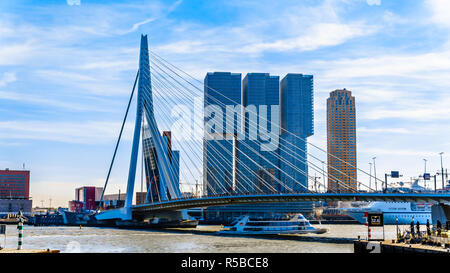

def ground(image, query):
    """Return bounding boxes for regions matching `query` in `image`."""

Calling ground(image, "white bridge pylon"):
[96,35,181,221]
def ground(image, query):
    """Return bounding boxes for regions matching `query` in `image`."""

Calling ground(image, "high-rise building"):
[237,73,280,193]
[280,74,314,192]
[326,89,357,192]
[143,129,180,202]
[203,72,241,195]
[203,72,315,222]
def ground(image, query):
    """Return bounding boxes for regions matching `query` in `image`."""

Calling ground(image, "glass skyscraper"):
[142,128,180,202]
[203,72,242,195]
[280,74,314,192]
[237,73,280,193]
[203,72,315,222]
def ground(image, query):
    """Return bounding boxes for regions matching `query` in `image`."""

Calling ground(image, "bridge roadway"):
[131,192,450,214]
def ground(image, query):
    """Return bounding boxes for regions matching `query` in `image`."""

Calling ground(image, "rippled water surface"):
[2,224,414,253]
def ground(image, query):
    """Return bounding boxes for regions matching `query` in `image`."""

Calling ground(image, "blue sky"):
[1,0,450,207]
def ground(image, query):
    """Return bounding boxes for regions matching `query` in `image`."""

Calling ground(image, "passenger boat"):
[218,214,328,235]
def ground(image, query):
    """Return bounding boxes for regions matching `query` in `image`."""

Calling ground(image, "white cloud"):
[0,43,34,65]
[239,23,376,53]
[0,72,16,87]
[426,0,450,27]
[366,0,381,6]
[0,120,134,144]
[358,127,412,134]
[119,0,183,34]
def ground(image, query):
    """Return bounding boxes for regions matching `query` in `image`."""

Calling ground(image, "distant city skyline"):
[1,0,450,207]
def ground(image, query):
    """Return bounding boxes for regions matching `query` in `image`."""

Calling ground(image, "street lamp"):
[423,159,428,189]
[384,171,401,193]
[372,157,377,192]
[369,162,373,191]
[440,152,445,189]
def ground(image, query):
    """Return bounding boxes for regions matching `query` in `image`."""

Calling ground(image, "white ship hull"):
[219,214,328,235]
[343,202,432,225]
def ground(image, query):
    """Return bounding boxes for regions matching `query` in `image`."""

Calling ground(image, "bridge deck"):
[132,193,450,212]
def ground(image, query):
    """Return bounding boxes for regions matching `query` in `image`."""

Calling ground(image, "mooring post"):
[17,210,23,250]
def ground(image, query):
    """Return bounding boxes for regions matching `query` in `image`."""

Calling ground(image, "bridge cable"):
[98,69,139,210]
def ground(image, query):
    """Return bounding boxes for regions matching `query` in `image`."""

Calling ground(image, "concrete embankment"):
[354,240,450,253]
[0,248,60,253]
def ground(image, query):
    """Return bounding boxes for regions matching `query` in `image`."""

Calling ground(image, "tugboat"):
[218,214,328,235]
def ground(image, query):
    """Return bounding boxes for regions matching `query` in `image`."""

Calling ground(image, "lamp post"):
[369,162,372,191]
[373,157,377,192]
[423,159,428,189]
[385,171,401,193]
[440,152,445,189]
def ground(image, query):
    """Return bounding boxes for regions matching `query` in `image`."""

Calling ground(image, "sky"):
[1,0,450,207]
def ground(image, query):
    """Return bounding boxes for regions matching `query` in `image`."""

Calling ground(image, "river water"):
[1,224,414,253]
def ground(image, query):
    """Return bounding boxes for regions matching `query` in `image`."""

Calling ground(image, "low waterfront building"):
[0,199,33,216]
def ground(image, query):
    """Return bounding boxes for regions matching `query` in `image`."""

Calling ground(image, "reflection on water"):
[1,224,416,253]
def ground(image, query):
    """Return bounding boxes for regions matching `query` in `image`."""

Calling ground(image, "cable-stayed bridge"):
[95,35,450,224]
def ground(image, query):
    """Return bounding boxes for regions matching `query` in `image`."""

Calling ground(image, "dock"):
[354,240,450,253]
[0,248,60,253]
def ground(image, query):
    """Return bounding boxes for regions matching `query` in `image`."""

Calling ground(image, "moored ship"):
[218,214,328,235]
[342,202,432,225]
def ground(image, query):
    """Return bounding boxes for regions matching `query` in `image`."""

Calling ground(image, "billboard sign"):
[367,213,384,227]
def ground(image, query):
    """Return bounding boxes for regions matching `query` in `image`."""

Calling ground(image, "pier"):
[0,248,59,253]
[354,240,450,253]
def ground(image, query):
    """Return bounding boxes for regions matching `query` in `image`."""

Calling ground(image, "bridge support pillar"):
[137,209,191,223]
[431,203,450,226]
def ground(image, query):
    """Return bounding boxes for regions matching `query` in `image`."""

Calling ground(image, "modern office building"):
[237,73,280,193]
[326,89,357,192]
[69,188,128,212]
[69,186,103,211]
[279,74,314,192]
[203,72,315,222]
[143,129,180,202]
[203,72,242,195]
[0,169,30,199]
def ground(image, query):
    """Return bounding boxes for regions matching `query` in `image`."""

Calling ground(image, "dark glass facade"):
[237,73,280,193]
[280,74,314,192]
[142,129,180,202]
[203,72,241,195]
[203,72,315,221]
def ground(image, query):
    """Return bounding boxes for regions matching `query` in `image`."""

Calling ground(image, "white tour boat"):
[218,214,328,235]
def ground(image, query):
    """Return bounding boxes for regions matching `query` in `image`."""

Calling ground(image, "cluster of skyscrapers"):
[203,72,314,195]
[203,72,315,219]
[201,71,357,219]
